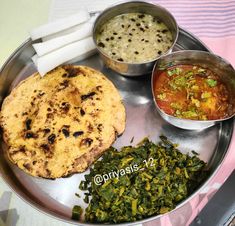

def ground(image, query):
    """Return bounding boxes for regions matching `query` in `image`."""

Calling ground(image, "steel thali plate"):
[0,27,234,225]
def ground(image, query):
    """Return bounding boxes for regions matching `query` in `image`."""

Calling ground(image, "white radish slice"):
[30,9,90,40]
[32,37,96,76]
[33,17,95,56]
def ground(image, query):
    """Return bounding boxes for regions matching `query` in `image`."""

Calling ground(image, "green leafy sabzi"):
[72,205,83,220]
[73,136,207,223]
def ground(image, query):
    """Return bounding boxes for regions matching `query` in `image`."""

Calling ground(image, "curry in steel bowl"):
[152,50,235,130]
[154,64,231,120]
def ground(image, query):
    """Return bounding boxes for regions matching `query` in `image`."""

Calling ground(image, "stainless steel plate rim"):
[0,27,234,226]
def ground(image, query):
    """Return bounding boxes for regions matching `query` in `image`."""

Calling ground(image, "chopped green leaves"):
[72,205,83,220]
[167,69,175,76]
[75,193,81,198]
[157,93,166,100]
[191,97,200,107]
[73,136,207,223]
[83,194,89,204]
[192,150,199,156]
[206,79,217,87]
[175,109,181,115]
[132,199,138,216]
[201,91,212,99]
[170,102,182,110]
[79,181,88,190]
[167,67,182,76]
[181,110,198,118]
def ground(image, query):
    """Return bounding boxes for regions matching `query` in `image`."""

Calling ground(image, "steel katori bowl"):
[93,0,179,76]
[151,50,235,130]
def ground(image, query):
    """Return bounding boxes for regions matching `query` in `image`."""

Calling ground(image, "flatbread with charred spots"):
[0,65,126,178]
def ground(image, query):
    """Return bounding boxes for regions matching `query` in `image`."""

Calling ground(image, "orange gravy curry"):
[154,65,231,120]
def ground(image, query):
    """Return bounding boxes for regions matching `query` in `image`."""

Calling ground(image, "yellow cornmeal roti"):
[0,65,126,178]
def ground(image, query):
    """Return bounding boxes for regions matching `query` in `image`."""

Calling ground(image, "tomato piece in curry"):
[154,65,230,120]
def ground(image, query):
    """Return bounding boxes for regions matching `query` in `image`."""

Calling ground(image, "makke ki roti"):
[0,65,126,178]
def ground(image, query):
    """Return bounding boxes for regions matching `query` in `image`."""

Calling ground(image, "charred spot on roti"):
[62,128,70,137]
[81,92,96,101]
[58,80,69,91]
[96,85,103,93]
[97,124,103,132]
[87,123,93,132]
[62,65,84,77]
[80,108,85,116]
[25,131,37,139]
[40,144,50,153]
[48,134,56,144]
[62,73,68,78]
[46,113,54,119]
[43,128,50,134]
[60,102,70,113]
[38,91,45,97]
[12,146,26,155]
[45,169,51,177]
[23,163,31,170]
[73,131,84,137]
[25,118,32,130]
[80,138,93,147]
